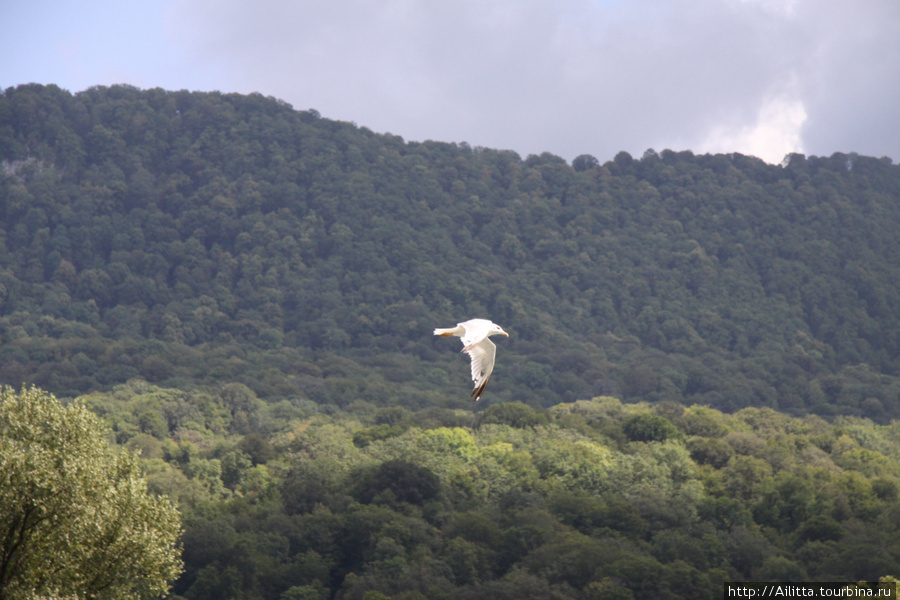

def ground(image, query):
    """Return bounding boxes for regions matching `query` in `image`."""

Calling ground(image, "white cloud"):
[735,0,798,17]
[699,85,807,163]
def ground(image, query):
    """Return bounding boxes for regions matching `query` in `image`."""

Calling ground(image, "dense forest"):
[3,84,900,420]
[82,381,900,599]
[2,83,900,597]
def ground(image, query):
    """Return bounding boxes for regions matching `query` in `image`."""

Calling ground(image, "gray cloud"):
[166,0,900,162]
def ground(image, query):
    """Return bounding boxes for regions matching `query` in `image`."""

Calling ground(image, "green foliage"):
[3,85,900,421]
[686,437,734,468]
[353,423,407,448]
[0,385,182,599]
[42,383,900,599]
[478,402,548,429]
[353,459,441,506]
[623,413,678,442]
[5,83,900,598]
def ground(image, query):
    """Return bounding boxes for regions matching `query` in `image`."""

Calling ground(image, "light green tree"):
[0,386,183,599]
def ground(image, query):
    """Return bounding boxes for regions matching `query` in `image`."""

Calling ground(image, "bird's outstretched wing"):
[464,337,496,402]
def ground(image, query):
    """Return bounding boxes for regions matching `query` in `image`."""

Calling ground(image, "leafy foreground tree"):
[0,386,182,600]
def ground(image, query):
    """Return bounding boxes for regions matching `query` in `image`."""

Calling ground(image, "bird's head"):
[492,324,509,337]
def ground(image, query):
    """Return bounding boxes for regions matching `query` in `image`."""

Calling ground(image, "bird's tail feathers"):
[434,328,457,337]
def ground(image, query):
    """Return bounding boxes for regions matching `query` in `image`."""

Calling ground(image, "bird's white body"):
[434,319,508,402]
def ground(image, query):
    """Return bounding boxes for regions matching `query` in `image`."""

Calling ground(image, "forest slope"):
[81,381,900,599]
[3,84,900,419]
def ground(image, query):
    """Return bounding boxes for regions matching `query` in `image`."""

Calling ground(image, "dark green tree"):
[0,386,182,599]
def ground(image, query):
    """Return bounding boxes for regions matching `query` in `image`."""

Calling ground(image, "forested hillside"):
[4,83,900,598]
[80,381,900,599]
[3,83,900,419]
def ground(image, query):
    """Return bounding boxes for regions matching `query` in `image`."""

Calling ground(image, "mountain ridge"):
[2,83,900,419]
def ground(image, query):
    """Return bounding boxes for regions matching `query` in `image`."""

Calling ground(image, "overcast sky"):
[2,0,899,164]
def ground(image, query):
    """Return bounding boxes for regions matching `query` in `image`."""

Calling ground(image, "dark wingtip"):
[470,376,490,402]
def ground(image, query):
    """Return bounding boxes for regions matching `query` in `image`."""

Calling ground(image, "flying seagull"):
[434,319,508,401]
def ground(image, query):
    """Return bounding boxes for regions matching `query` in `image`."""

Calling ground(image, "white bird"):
[434,319,509,402]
